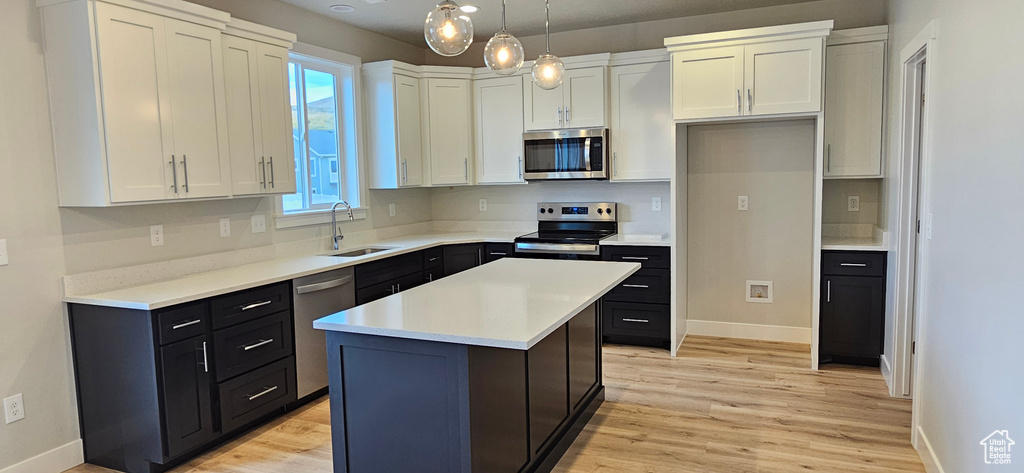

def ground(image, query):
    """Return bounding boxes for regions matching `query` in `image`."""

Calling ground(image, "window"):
[283,53,361,214]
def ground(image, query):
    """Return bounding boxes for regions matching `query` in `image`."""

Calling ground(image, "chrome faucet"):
[331,200,354,250]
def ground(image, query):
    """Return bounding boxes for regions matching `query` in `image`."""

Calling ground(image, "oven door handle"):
[515,242,600,256]
[584,137,592,172]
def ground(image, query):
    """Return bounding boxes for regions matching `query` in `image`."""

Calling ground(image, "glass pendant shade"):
[424,0,473,57]
[532,53,565,90]
[484,32,524,75]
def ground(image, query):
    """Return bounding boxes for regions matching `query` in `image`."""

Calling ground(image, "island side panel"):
[528,324,570,458]
[467,347,529,473]
[324,331,472,473]
[568,303,599,412]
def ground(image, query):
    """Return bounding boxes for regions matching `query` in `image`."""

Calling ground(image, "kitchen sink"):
[327,247,394,257]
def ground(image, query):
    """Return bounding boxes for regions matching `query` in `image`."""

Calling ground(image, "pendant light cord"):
[544,0,551,53]
[501,0,507,32]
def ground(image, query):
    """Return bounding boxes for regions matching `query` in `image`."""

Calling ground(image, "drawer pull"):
[429,257,440,262]
[622,284,650,289]
[839,263,868,267]
[489,252,507,256]
[246,385,279,401]
[620,256,649,261]
[622,318,650,323]
[240,300,273,311]
[171,319,202,330]
[295,276,352,294]
[241,339,274,351]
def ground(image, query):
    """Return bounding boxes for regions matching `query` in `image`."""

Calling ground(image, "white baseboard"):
[880,353,894,394]
[915,426,945,473]
[0,440,83,473]
[686,320,811,344]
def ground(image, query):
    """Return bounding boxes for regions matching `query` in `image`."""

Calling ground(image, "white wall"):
[686,121,815,330]
[884,0,1024,471]
[822,179,882,226]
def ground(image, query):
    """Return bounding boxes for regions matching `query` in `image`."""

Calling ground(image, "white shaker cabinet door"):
[824,41,885,178]
[745,38,823,116]
[671,46,744,120]
[164,18,231,199]
[610,61,672,181]
[426,79,473,185]
[257,43,297,194]
[222,36,265,196]
[563,67,606,129]
[523,75,564,131]
[475,77,525,184]
[94,3,176,203]
[394,74,424,187]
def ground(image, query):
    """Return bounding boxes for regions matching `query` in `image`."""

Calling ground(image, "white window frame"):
[276,43,367,229]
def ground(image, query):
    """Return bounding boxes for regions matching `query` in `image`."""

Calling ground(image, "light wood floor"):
[67,336,923,473]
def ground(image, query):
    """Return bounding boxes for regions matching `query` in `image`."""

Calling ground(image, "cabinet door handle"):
[247,385,278,401]
[622,318,649,324]
[241,339,274,351]
[428,273,433,282]
[241,300,273,311]
[613,152,619,177]
[402,160,407,183]
[268,156,275,188]
[464,158,469,180]
[171,319,202,330]
[390,285,396,294]
[518,156,523,180]
[737,90,742,114]
[827,145,831,173]
[622,284,650,289]
[181,154,189,192]
[478,248,483,265]
[565,106,571,124]
[200,341,209,373]
[557,106,563,127]
[260,157,267,188]
[620,256,649,261]
[169,155,179,193]
[827,280,831,303]
[397,283,401,292]
[840,263,868,267]
[747,89,753,113]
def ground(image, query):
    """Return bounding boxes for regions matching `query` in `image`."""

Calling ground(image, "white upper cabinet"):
[523,66,606,131]
[474,76,525,184]
[665,21,833,122]
[363,63,425,189]
[222,20,297,196]
[824,29,887,178]
[610,60,673,181]
[394,74,425,187]
[423,78,473,185]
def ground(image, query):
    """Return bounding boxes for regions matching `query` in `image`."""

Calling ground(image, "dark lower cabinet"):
[159,335,215,458]
[600,245,671,349]
[484,243,515,263]
[354,251,424,305]
[820,251,887,365]
[443,243,484,276]
[528,325,569,456]
[568,304,598,412]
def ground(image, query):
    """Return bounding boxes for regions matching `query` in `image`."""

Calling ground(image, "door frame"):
[888,21,938,447]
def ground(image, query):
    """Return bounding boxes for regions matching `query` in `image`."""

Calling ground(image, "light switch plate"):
[738,196,749,211]
[0,239,7,266]
[651,197,662,212]
[150,225,164,246]
[479,199,487,211]
[251,215,266,234]
[220,218,231,237]
[389,203,396,217]
[848,195,860,212]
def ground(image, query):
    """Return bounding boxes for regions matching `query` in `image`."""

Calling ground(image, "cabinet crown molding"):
[827,25,889,46]
[38,0,230,29]
[363,60,474,80]
[225,18,297,48]
[664,20,834,51]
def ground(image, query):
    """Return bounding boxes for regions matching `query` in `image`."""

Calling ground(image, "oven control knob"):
[597,208,603,214]
[539,208,546,214]
[547,208,554,214]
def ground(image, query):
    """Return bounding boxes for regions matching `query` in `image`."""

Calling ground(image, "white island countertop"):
[313,258,641,350]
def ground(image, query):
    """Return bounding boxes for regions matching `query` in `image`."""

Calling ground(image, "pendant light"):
[483,0,524,75]
[424,0,474,57]
[531,0,564,90]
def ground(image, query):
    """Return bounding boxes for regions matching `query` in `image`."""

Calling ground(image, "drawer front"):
[601,246,670,269]
[355,273,424,305]
[604,269,670,304]
[602,301,670,338]
[355,252,423,289]
[217,356,296,433]
[157,302,209,346]
[484,243,515,263]
[210,282,291,330]
[423,247,443,270]
[822,251,885,277]
[212,311,294,382]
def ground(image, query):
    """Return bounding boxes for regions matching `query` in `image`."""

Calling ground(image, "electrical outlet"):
[479,199,487,212]
[651,197,662,212]
[4,393,25,424]
[738,196,749,211]
[848,195,860,212]
[388,203,396,217]
[219,218,231,237]
[150,225,164,246]
[0,239,8,266]
[251,215,266,234]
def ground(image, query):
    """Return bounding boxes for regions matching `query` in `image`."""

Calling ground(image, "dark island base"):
[325,302,602,473]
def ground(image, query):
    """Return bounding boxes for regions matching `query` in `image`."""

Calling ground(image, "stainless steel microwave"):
[523,128,608,180]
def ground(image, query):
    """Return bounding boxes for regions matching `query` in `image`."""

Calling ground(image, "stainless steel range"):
[514,202,618,260]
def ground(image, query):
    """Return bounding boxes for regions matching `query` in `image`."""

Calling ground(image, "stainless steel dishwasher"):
[293,267,355,399]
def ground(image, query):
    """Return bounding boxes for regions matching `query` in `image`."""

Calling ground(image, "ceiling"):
[276,0,822,46]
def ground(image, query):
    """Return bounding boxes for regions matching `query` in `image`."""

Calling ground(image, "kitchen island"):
[313,258,641,473]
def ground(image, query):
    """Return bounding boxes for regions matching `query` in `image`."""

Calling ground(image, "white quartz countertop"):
[313,259,641,350]
[600,233,670,246]
[821,235,888,251]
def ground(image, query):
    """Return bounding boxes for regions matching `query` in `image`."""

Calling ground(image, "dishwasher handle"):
[295,275,354,294]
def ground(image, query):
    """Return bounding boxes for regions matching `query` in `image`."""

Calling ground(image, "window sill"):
[275,207,368,229]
